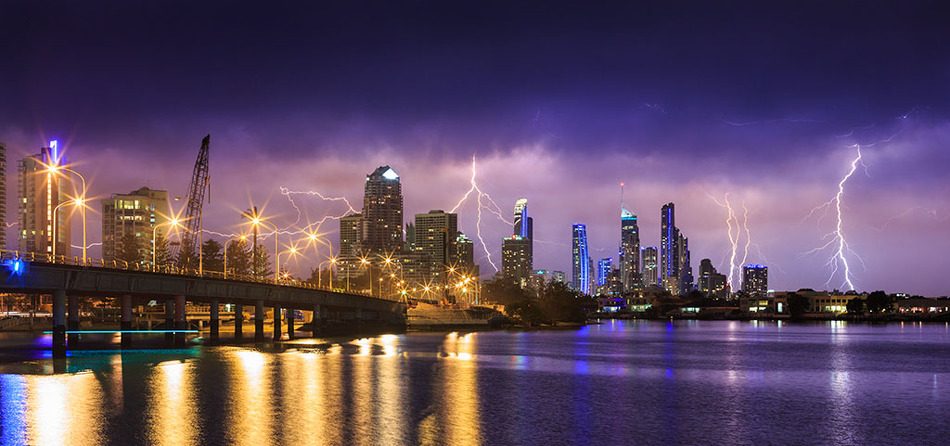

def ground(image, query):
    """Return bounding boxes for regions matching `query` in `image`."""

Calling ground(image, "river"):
[0,320,948,445]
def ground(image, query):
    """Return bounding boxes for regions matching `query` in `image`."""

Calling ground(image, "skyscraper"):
[18,142,71,255]
[502,235,532,287]
[512,198,533,268]
[454,232,477,275]
[338,213,363,257]
[362,165,403,255]
[742,264,769,298]
[660,203,680,294]
[572,223,591,294]
[596,257,612,288]
[101,187,170,264]
[0,143,5,251]
[641,246,658,288]
[619,207,641,293]
[678,232,694,295]
[698,258,728,298]
[414,210,458,283]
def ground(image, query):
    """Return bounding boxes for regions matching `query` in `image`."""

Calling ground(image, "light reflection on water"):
[0,321,947,445]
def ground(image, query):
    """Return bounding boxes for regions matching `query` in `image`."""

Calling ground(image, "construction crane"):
[177,135,211,271]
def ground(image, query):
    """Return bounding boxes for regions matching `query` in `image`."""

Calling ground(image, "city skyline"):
[2,2,949,295]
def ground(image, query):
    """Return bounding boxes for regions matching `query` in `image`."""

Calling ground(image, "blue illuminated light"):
[5,258,25,276]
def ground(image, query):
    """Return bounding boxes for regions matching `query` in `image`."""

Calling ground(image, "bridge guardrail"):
[0,250,403,303]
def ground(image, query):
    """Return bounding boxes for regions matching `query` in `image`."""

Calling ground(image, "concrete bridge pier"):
[234,303,243,339]
[120,295,133,348]
[311,304,321,337]
[164,299,175,344]
[255,300,265,342]
[52,289,67,358]
[273,305,282,341]
[68,295,80,348]
[286,307,295,340]
[209,298,220,344]
[174,295,186,346]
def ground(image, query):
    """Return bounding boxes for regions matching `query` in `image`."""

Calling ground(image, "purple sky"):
[2,1,949,295]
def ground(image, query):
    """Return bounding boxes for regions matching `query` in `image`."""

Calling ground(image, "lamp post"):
[152,218,183,271]
[276,245,299,283]
[46,161,88,263]
[51,198,83,261]
[244,208,279,281]
[359,256,372,295]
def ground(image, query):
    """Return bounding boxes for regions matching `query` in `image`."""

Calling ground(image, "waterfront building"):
[619,207,641,293]
[698,258,729,298]
[742,264,769,297]
[678,232,694,295]
[339,213,363,258]
[552,270,566,284]
[596,257,612,288]
[660,203,679,294]
[572,223,591,294]
[641,246,658,288]
[454,232,476,274]
[502,235,532,287]
[362,166,403,255]
[101,187,170,265]
[0,143,5,250]
[414,210,458,284]
[18,142,71,255]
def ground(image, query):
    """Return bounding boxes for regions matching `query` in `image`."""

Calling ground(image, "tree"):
[253,245,274,278]
[846,298,865,314]
[201,239,224,273]
[787,293,809,320]
[865,291,892,313]
[153,235,170,268]
[538,282,590,323]
[482,278,530,306]
[225,239,252,277]
[117,231,143,265]
[177,238,198,271]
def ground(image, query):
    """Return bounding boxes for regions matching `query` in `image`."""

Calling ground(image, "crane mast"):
[178,135,211,270]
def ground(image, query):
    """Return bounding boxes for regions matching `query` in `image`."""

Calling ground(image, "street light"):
[45,157,89,263]
[243,209,280,282]
[152,218,184,270]
[276,244,300,282]
[359,256,372,295]
[51,197,85,262]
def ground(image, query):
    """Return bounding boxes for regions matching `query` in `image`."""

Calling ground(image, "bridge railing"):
[0,250,404,302]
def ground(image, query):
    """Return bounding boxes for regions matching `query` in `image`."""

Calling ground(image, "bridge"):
[0,252,408,358]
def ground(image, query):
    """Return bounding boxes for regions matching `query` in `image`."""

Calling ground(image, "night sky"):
[2,1,949,295]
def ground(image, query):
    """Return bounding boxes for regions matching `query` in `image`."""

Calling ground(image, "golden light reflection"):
[147,360,197,446]
[375,335,405,444]
[228,350,273,446]
[28,372,104,446]
[280,351,325,444]
[441,333,481,445]
[351,340,374,446]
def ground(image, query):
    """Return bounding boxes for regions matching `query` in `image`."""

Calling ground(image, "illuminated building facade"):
[339,213,363,258]
[414,210,458,284]
[678,232,694,295]
[502,235,532,287]
[0,143,5,250]
[619,208,641,293]
[362,165,403,255]
[742,264,769,298]
[698,258,728,298]
[596,257,612,288]
[660,203,680,294]
[641,246,658,288]
[101,187,170,264]
[572,223,591,294]
[18,142,71,255]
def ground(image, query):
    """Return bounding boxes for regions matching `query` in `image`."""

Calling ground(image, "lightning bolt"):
[709,193,740,289]
[278,187,359,232]
[802,146,863,291]
[739,202,751,269]
[449,155,511,273]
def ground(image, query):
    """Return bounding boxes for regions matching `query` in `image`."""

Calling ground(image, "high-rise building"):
[660,203,680,294]
[0,143,6,251]
[552,270,567,284]
[338,213,363,258]
[362,166,403,255]
[619,207,641,293]
[502,235,532,287]
[678,232,694,295]
[414,210,458,283]
[101,187,170,264]
[511,198,533,267]
[742,264,769,297]
[640,246,659,288]
[454,232,475,272]
[572,223,591,294]
[596,257,612,288]
[698,258,728,298]
[18,141,71,255]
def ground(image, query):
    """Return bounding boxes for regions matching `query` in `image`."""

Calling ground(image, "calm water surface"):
[0,320,948,445]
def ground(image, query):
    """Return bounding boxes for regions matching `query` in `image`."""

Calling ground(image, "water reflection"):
[441,332,481,446]
[27,372,104,446]
[227,350,273,445]
[147,361,197,446]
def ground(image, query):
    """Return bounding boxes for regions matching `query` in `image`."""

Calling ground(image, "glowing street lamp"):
[43,146,89,263]
[359,256,372,295]
[276,244,300,282]
[152,217,185,270]
[243,208,280,281]
[51,197,86,261]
